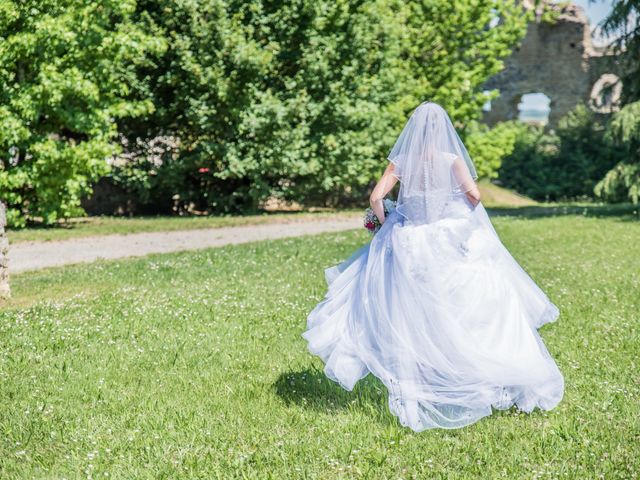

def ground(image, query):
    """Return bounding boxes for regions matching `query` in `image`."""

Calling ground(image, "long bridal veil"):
[388,102,477,224]
[303,102,564,431]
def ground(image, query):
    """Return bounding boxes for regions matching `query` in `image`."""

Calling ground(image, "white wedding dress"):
[302,103,564,431]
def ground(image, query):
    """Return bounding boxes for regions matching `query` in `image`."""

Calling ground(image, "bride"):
[302,102,564,431]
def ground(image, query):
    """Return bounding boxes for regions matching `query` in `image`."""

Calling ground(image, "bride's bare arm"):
[453,157,481,206]
[369,163,399,224]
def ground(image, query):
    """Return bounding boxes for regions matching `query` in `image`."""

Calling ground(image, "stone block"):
[0,202,9,299]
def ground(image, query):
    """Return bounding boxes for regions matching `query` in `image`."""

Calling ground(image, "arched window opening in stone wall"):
[481,2,619,127]
[518,92,551,125]
[590,74,622,114]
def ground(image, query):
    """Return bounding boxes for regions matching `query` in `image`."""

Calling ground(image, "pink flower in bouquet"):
[198,167,210,173]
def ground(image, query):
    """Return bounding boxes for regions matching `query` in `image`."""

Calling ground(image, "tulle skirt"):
[302,197,564,430]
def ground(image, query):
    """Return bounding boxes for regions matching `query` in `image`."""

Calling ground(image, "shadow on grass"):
[273,367,533,432]
[273,366,388,413]
[487,203,639,220]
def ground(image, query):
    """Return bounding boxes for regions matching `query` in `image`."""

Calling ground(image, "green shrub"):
[498,106,618,201]
[595,101,640,203]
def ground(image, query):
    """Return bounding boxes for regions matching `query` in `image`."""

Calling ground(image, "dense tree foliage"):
[499,106,618,201]
[595,0,640,203]
[595,101,640,203]
[109,0,528,215]
[465,121,522,180]
[0,0,165,226]
[116,0,409,214]
[602,0,640,103]
[402,1,527,124]
[1,0,529,225]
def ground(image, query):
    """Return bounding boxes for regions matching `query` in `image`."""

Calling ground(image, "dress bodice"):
[396,192,473,226]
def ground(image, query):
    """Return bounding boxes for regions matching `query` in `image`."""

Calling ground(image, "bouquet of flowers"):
[364,199,396,235]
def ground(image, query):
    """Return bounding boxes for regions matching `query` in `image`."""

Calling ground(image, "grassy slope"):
[478,180,537,207]
[1,213,639,478]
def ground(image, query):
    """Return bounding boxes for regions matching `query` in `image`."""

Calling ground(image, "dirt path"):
[10,216,361,273]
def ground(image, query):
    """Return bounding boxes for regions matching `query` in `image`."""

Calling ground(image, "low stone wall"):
[0,203,10,299]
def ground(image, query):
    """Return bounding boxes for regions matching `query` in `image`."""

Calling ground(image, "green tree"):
[595,101,640,203]
[115,0,408,214]
[593,1,640,203]
[601,0,640,103]
[0,0,165,226]
[114,0,528,214]
[401,0,529,125]
[465,121,524,179]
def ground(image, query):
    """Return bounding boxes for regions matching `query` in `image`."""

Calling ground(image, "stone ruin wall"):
[483,2,620,126]
[0,203,9,299]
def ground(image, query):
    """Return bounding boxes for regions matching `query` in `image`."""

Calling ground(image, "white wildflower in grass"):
[0,213,637,477]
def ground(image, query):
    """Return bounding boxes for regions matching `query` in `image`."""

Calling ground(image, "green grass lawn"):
[1,212,639,478]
